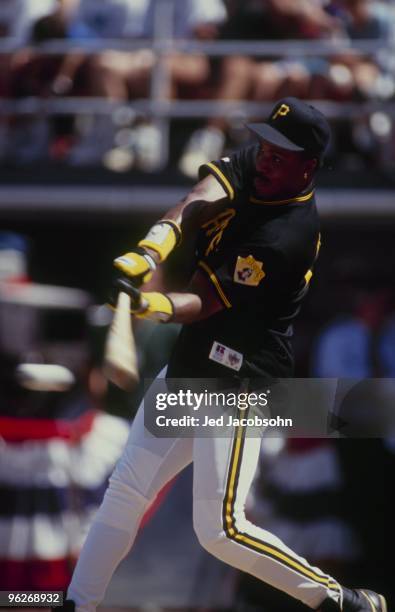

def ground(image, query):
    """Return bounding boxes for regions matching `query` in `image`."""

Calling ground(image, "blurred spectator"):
[312,289,395,377]
[0,232,130,590]
[9,0,226,169]
[2,0,138,162]
[3,1,79,163]
[0,0,57,45]
[179,0,343,177]
[86,0,227,172]
[0,0,57,159]
[324,0,395,101]
[86,0,227,96]
[179,0,395,177]
[69,0,150,39]
[321,1,395,166]
[338,0,394,41]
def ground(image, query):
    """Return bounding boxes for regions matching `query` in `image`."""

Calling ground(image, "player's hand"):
[112,277,173,323]
[113,247,156,286]
[133,291,174,323]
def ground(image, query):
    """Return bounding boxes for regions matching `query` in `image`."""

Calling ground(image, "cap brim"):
[247,123,304,152]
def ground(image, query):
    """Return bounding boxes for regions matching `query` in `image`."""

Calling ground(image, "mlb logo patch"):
[234,255,265,286]
[209,341,243,371]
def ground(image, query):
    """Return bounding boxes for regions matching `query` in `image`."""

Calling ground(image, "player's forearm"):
[167,292,203,324]
[142,180,227,267]
[114,175,227,281]
[126,289,217,324]
[167,283,224,324]
[134,290,218,324]
[140,194,213,267]
[158,175,228,236]
[159,188,212,229]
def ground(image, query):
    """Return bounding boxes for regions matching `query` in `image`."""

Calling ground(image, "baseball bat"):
[104,290,140,391]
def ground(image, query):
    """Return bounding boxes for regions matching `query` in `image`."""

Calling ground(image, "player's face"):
[254,141,311,199]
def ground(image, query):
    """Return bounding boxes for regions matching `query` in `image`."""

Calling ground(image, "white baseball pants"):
[68,372,341,612]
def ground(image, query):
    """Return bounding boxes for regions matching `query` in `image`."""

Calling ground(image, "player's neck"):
[252,182,314,204]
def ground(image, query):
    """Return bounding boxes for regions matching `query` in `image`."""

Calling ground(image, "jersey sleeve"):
[198,146,255,201]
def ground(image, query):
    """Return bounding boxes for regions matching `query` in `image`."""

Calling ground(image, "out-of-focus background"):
[0,0,395,610]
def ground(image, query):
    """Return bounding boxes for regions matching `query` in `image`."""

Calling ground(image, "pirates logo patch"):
[234,255,265,286]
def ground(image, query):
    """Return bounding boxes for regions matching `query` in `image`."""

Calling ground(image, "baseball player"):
[63,98,387,612]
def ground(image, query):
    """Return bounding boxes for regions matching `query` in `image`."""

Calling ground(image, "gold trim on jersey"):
[206,163,235,200]
[304,269,313,285]
[222,411,341,592]
[249,189,314,206]
[361,591,378,612]
[304,232,322,286]
[198,260,232,309]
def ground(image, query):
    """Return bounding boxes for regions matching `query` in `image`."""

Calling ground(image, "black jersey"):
[167,144,321,379]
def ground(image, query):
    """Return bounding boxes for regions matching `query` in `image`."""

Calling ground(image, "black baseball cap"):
[247,97,331,158]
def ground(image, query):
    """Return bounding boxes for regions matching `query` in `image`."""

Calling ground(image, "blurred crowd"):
[0,0,394,174]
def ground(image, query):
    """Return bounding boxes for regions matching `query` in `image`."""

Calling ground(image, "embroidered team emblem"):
[234,255,265,286]
[272,103,290,120]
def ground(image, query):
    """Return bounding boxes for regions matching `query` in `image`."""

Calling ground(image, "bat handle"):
[116,277,142,310]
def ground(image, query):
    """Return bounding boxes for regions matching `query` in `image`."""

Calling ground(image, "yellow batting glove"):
[134,292,174,323]
[138,219,181,263]
[113,249,156,285]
